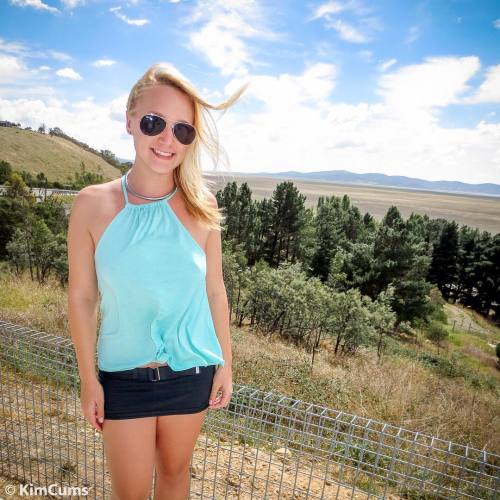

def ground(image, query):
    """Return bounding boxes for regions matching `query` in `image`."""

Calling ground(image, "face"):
[126,84,195,173]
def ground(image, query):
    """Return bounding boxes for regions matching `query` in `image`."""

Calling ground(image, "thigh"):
[155,409,209,476]
[102,417,157,499]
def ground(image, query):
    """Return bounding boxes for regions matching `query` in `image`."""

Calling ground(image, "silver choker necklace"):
[125,169,178,201]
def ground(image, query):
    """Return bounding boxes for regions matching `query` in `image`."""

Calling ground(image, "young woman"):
[67,63,247,499]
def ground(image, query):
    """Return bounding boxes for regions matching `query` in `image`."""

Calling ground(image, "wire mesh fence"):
[0,319,498,499]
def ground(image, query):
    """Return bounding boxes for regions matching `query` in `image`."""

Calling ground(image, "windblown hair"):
[126,63,248,232]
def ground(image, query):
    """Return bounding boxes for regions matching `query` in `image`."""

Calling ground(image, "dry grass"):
[1,267,498,455]
[234,327,499,454]
[0,266,68,336]
[0,127,119,184]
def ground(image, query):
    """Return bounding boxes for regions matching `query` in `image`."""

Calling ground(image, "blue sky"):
[1,0,499,184]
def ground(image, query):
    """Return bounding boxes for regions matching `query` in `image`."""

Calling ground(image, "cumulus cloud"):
[0,54,28,84]
[230,62,337,112]
[55,67,82,80]
[464,64,500,103]
[377,56,480,118]
[0,38,77,100]
[183,0,283,77]
[215,56,499,184]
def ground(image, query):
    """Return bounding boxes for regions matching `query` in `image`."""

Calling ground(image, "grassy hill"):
[0,127,121,183]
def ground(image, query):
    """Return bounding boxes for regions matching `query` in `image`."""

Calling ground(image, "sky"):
[1,0,500,185]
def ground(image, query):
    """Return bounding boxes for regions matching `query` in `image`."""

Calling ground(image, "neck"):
[127,165,176,198]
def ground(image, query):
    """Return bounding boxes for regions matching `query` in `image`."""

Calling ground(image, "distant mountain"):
[240,169,500,197]
[117,156,133,164]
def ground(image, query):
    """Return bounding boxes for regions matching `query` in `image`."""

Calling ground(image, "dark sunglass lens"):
[140,115,166,136]
[174,123,196,145]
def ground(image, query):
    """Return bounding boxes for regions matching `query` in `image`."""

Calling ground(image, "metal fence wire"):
[0,319,498,499]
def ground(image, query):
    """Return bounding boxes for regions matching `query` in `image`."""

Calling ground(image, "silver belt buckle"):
[151,367,161,382]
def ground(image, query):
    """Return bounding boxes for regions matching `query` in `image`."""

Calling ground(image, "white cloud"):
[183,0,282,77]
[0,54,27,84]
[110,6,149,26]
[93,58,117,67]
[0,95,132,159]
[494,19,500,29]
[0,38,78,100]
[0,39,28,56]
[378,58,397,72]
[310,1,347,20]
[0,54,58,98]
[56,67,82,80]
[229,62,337,112]
[464,64,500,104]
[9,0,60,14]
[325,19,370,43]
[309,1,381,44]
[0,39,71,62]
[377,56,480,118]
[214,57,499,184]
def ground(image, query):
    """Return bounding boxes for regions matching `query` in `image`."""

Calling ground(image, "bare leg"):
[102,417,157,500]
[153,409,209,500]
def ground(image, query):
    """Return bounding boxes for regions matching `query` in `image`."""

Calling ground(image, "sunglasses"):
[139,113,196,145]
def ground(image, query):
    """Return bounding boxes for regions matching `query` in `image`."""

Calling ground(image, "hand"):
[209,364,233,410]
[80,378,105,432]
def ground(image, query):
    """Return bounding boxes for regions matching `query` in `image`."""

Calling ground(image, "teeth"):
[153,149,173,157]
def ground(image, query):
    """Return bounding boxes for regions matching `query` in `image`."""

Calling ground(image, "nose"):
[157,123,174,145]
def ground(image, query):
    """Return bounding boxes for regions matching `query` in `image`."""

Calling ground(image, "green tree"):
[0,160,13,183]
[428,221,459,300]
[6,214,60,284]
[426,322,449,354]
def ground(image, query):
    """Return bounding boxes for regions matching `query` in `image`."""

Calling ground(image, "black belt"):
[99,364,201,382]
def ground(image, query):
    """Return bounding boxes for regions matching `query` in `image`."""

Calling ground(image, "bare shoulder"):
[78,178,121,205]
[70,178,123,245]
[205,190,218,208]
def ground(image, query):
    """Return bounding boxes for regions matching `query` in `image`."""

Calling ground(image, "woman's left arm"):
[205,194,233,409]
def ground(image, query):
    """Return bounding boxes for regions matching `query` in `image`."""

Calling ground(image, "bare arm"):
[205,196,232,369]
[67,187,100,385]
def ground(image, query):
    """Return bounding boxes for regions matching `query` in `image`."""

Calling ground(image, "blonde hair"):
[126,63,248,231]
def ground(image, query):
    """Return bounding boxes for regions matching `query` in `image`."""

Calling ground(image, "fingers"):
[82,401,104,433]
[209,386,233,410]
[96,401,105,429]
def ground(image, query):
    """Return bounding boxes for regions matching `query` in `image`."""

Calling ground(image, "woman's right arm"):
[67,187,104,431]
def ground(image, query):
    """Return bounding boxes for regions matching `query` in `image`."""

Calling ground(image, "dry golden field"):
[205,172,500,234]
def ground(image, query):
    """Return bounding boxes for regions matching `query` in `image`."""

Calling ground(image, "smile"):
[151,148,175,159]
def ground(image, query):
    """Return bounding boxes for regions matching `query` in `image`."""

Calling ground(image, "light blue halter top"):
[94,172,225,372]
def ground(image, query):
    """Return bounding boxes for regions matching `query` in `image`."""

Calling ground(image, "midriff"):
[137,362,169,368]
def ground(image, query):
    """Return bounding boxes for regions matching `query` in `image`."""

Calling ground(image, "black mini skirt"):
[98,364,217,420]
